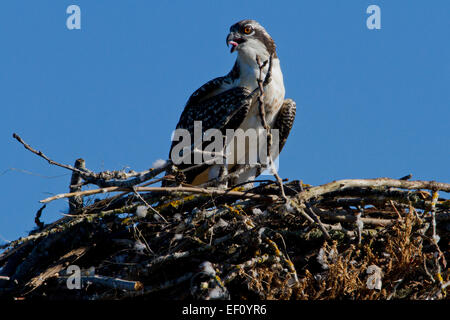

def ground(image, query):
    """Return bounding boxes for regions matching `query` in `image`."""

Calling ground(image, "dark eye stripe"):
[229,20,278,57]
[242,25,253,34]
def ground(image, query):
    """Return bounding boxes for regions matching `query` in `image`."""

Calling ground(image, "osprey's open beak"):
[226,32,243,53]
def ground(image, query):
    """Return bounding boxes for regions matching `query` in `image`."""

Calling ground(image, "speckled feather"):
[166,85,256,184]
[274,99,296,152]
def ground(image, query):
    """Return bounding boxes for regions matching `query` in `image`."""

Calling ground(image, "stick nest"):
[1,177,449,300]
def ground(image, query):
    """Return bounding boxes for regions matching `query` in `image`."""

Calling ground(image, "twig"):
[355,210,363,245]
[132,187,168,223]
[255,55,288,202]
[387,278,405,300]
[317,209,394,226]
[1,205,138,250]
[318,188,449,211]
[98,163,172,188]
[12,133,171,188]
[389,200,403,220]
[223,254,274,283]
[34,205,46,230]
[13,133,96,178]
[430,190,439,244]
[306,206,331,240]
[58,274,143,291]
[260,229,298,284]
[40,185,277,204]
[295,178,450,204]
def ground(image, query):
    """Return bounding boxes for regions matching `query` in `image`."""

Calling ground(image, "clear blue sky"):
[1,0,449,243]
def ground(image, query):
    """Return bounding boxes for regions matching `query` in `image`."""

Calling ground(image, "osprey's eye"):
[243,25,253,34]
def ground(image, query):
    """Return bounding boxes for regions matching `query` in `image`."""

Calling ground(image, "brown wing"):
[273,99,296,153]
[164,84,255,185]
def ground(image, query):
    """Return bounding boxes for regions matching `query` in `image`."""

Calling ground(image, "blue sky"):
[1,0,449,243]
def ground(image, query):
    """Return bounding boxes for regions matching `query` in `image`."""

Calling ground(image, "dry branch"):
[12,133,93,177]
[295,178,450,204]
[1,173,448,300]
[58,275,143,292]
[255,54,288,202]
[40,185,277,204]
[12,133,171,188]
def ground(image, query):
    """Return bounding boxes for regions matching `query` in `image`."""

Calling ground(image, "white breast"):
[236,55,285,131]
[224,53,285,175]
[202,49,286,186]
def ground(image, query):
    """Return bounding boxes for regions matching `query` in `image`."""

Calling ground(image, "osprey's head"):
[226,20,276,58]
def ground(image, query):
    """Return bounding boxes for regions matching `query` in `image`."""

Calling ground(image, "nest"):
[1,170,449,300]
[3,52,448,300]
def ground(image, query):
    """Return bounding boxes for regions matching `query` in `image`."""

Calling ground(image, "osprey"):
[164,19,296,187]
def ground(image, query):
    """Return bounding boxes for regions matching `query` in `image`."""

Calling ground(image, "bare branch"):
[295,178,450,204]
[12,133,171,189]
[255,55,288,202]
[40,185,278,204]
[57,274,143,291]
[13,133,94,177]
